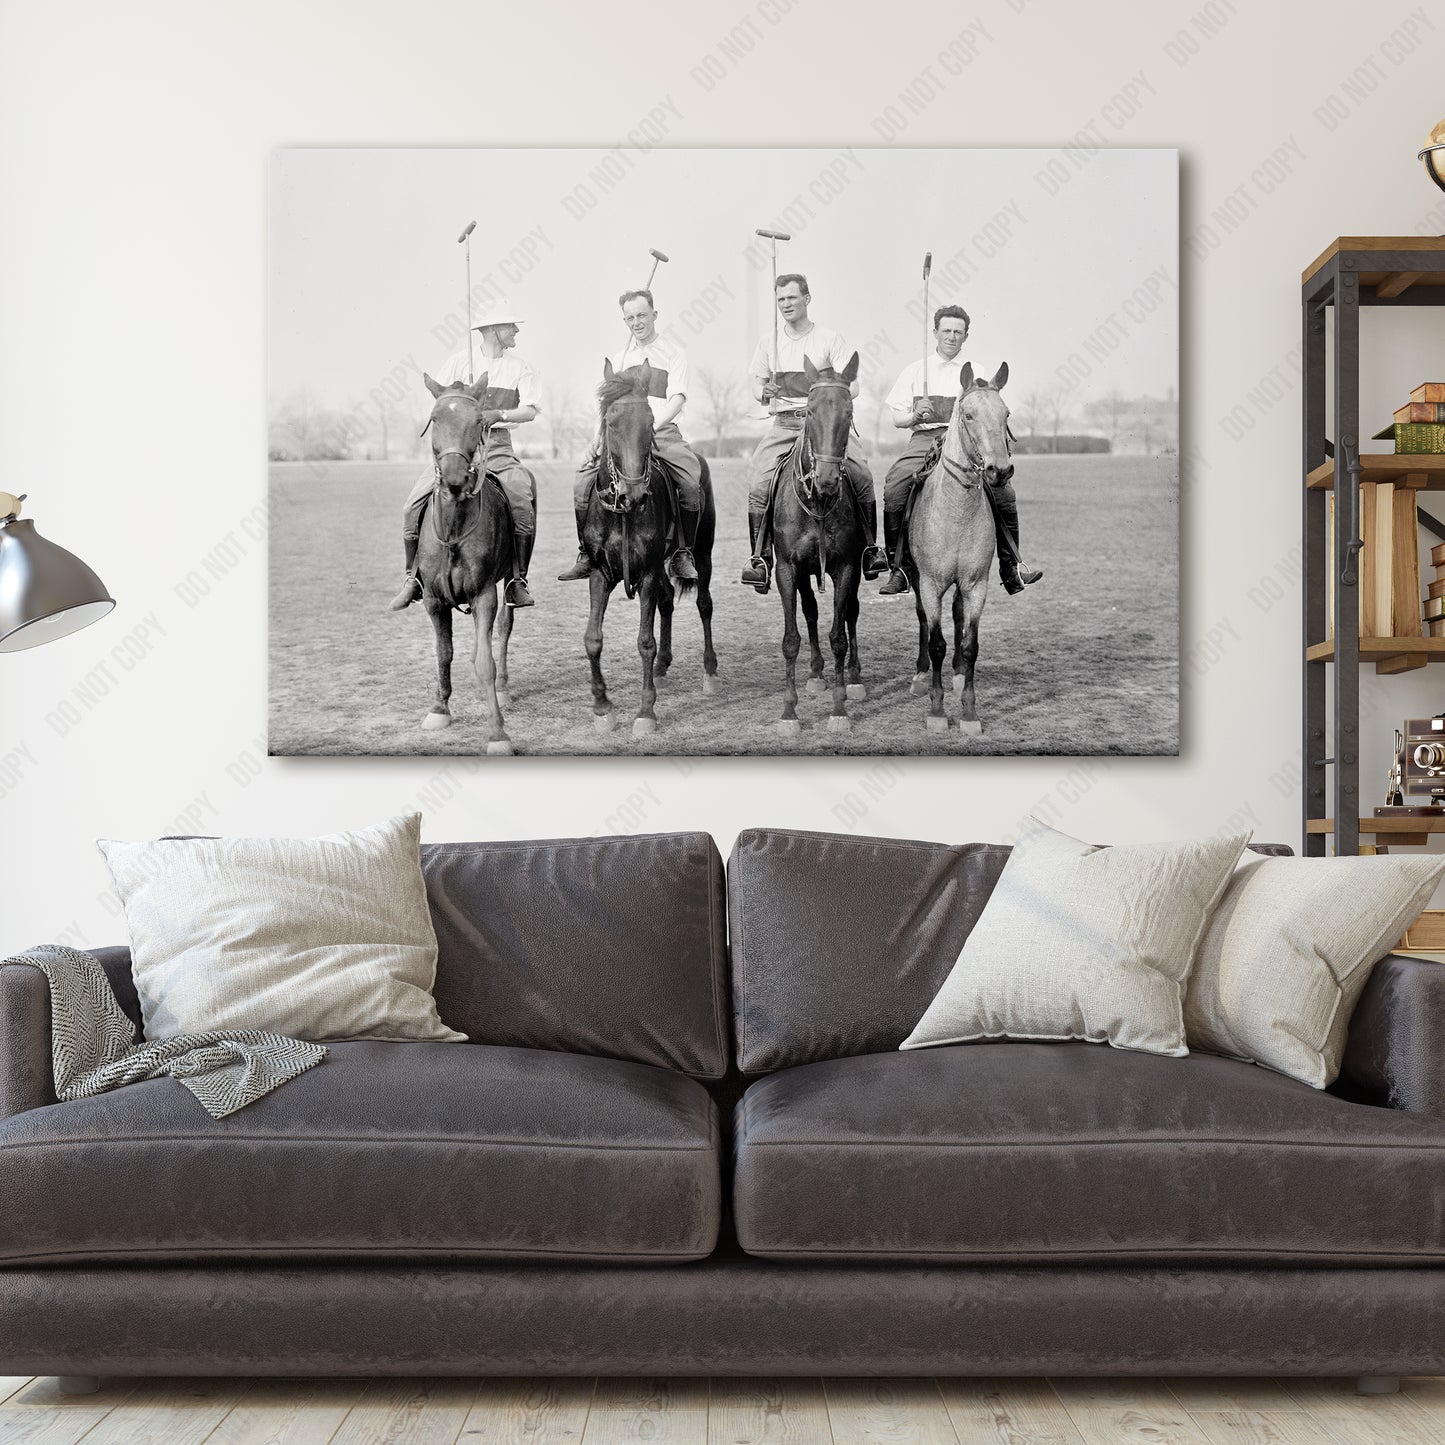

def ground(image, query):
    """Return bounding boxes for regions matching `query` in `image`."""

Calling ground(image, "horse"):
[414,373,517,755]
[905,360,1012,736]
[771,352,869,736]
[581,359,718,738]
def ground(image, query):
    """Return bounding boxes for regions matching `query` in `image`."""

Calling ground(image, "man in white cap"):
[740,272,887,593]
[391,302,542,610]
[557,287,701,583]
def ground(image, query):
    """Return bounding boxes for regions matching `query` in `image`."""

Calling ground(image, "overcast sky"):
[269,147,1177,423]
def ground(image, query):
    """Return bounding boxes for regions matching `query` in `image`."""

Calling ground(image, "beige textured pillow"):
[901,816,1250,1057]
[1185,853,1445,1088]
[98,813,464,1043]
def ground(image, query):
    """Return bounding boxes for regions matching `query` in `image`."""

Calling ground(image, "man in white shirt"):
[876,304,1040,597]
[557,288,702,584]
[391,303,542,610]
[740,273,887,593]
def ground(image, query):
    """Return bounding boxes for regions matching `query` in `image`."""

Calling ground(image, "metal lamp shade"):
[0,518,115,653]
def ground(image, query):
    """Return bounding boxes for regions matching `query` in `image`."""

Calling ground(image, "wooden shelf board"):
[1306,454,1445,489]
[1307,816,1445,835]
[1302,236,1445,286]
[1307,637,1445,665]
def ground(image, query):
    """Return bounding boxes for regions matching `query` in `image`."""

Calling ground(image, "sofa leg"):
[1356,1376,1400,1395]
[57,1376,100,1395]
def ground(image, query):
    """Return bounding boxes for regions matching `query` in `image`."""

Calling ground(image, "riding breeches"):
[403,429,537,537]
[573,423,702,511]
[747,416,875,517]
[883,428,947,514]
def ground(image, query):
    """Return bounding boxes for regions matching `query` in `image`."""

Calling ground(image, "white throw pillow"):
[1185,852,1445,1088]
[97,813,465,1043]
[901,817,1250,1058]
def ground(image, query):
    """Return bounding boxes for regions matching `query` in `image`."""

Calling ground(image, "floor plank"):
[203,1377,367,1443]
[937,1378,1083,1443]
[1162,1383,1307,1415]
[73,1376,255,1445]
[0,1378,36,1406]
[330,1378,483,1445]
[823,1378,960,1445]
[707,1379,832,1445]
[1280,1377,1445,1443]
[582,1379,710,1445]
[1048,1379,1212,1445]
[458,1379,596,1445]
[0,1405,117,1444]
[1183,1409,1340,1445]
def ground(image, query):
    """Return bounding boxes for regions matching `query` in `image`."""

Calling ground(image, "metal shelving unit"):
[1302,237,1445,855]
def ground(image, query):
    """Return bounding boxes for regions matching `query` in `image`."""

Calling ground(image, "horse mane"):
[597,371,648,418]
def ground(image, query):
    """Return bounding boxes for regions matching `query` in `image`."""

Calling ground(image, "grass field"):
[268,453,1177,756]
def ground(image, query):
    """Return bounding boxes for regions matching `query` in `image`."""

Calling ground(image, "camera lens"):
[1415,742,1445,770]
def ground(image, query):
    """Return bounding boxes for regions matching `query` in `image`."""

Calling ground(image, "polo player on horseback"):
[557,288,702,585]
[740,272,888,594]
[391,302,541,611]
[878,304,1041,597]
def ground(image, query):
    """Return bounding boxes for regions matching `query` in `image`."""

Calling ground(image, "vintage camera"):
[1385,718,1445,809]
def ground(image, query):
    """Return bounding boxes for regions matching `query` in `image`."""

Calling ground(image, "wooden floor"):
[3,1375,1445,1445]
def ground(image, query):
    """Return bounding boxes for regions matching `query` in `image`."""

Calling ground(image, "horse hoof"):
[959,719,983,736]
[951,675,965,696]
[926,714,949,734]
[776,718,802,737]
[702,674,722,696]
[632,716,658,737]
[422,711,452,731]
[846,683,867,702]
[486,739,513,756]
[593,712,615,732]
[495,690,511,709]
[827,714,852,733]
[654,672,672,688]
[910,674,930,697]
[806,677,827,696]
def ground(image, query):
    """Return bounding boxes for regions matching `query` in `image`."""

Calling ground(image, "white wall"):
[2,0,1443,950]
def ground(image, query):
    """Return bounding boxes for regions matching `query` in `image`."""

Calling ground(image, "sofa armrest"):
[1338,954,1445,1114]
[0,961,56,1120]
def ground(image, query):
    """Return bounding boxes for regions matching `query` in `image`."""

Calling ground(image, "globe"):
[1420,119,1445,193]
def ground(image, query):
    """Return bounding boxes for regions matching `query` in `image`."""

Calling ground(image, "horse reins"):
[941,393,1013,490]
[791,380,851,517]
[428,396,490,553]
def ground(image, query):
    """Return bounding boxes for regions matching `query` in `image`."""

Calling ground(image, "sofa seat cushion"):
[733,1043,1445,1264]
[0,1042,719,1266]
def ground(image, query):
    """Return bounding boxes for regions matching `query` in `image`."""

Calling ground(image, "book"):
[1433,542,1445,568]
[1424,595,1445,620]
[1399,911,1445,951]
[1370,422,1445,452]
[1412,382,1445,403]
[1392,484,1423,636]
[1430,618,1445,636]
[1430,578,1445,600]
[1396,402,1445,422]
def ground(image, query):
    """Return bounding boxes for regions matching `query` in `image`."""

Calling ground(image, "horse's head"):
[802,351,859,497]
[424,372,495,496]
[952,361,1013,483]
[598,357,656,513]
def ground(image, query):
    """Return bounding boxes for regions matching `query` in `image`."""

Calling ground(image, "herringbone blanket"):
[2,944,327,1118]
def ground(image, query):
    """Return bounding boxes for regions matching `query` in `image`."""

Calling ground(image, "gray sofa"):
[2,826,1445,1383]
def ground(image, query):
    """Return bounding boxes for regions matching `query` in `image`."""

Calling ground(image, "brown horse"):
[582,360,718,738]
[416,374,516,754]
[771,353,868,736]
[906,361,1011,736]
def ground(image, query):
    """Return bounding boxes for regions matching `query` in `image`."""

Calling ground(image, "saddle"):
[908,434,945,487]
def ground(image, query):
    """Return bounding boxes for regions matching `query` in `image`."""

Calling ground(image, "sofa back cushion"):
[728,827,1292,1074]
[422,832,729,1079]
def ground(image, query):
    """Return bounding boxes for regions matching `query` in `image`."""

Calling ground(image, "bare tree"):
[545,386,592,462]
[1021,385,1070,453]
[694,367,751,454]
[860,372,894,451]
[1083,388,1130,451]
[268,390,361,462]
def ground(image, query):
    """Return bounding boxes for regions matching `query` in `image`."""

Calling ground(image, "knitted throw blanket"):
[2,944,327,1118]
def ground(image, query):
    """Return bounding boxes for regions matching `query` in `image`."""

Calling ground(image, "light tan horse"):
[906,361,1012,735]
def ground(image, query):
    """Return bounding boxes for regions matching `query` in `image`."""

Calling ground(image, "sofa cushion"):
[423,833,729,1078]
[727,828,1294,1075]
[733,1042,1445,1263]
[0,1042,719,1265]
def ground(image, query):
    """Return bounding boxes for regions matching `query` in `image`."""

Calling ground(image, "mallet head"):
[923,251,932,279]
[649,248,669,263]
[458,220,476,244]
[755,229,792,241]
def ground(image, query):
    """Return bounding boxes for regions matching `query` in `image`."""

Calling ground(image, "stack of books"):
[1327,478,1422,638]
[1427,542,1445,636]
[1374,381,1445,454]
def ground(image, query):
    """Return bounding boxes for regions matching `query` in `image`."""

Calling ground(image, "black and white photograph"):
[268,146,1179,756]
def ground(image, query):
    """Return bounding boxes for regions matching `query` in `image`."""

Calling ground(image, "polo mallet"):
[645,248,669,292]
[921,251,933,410]
[755,228,791,392]
[458,220,477,381]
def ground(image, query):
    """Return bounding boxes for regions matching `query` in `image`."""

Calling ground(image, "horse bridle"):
[428,397,488,550]
[597,410,655,512]
[792,379,852,513]
[941,395,1014,489]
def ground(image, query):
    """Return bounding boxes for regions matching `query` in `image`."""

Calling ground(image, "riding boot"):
[389,534,422,610]
[670,503,700,583]
[557,503,593,581]
[990,483,1043,595]
[878,508,911,595]
[847,467,889,579]
[740,507,772,594]
[505,530,536,608]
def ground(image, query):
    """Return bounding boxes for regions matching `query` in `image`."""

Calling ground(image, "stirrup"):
[861,544,889,581]
[557,551,592,582]
[505,577,535,608]
[740,556,771,595]
[669,547,698,581]
[878,568,910,596]
[390,573,422,610]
